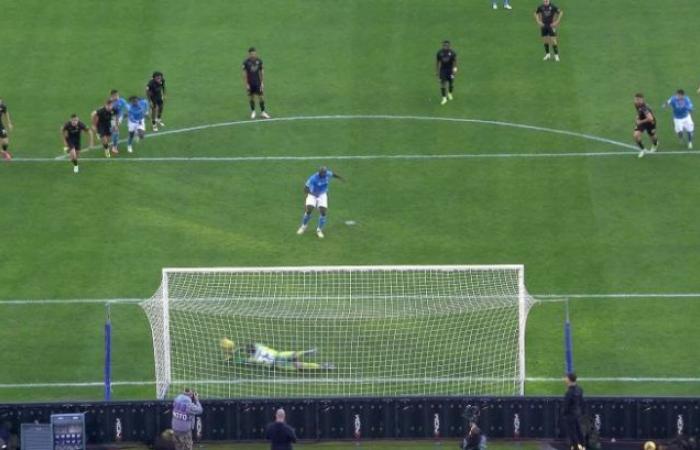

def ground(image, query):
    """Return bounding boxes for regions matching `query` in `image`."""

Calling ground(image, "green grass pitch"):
[1,0,700,403]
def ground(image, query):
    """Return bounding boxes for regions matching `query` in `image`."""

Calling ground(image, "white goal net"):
[141,265,536,399]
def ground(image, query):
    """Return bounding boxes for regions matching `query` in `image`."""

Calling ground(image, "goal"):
[141,265,536,399]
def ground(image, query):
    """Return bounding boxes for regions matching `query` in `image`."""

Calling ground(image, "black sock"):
[553,45,559,55]
[544,44,550,53]
[636,141,644,150]
[652,137,658,145]
[260,101,266,112]
[1,144,7,151]
[249,100,255,111]
[72,159,78,166]
[448,81,454,93]
[440,87,446,97]
[152,118,156,125]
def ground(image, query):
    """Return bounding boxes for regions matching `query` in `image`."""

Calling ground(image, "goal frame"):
[151,264,529,398]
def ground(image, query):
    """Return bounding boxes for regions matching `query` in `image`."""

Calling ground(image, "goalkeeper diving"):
[220,338,336,370]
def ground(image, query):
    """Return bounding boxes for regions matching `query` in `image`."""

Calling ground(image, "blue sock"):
[688,132,693,142]
[302,213,311,226]
[128,132,134,146]
[318,215,327,230]
[503,0,509,4]
[112,132,119,148]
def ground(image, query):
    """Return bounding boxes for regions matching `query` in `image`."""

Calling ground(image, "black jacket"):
[265,421,297,450]
[563,384,584,418]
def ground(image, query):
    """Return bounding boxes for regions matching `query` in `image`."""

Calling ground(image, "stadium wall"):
[0,397,697,445]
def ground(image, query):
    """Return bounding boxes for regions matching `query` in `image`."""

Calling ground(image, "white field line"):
[0,298,143,305]
[18,150,699,163]
[34,114,644,162]
[2,293,700,305]
[1,376,699,389]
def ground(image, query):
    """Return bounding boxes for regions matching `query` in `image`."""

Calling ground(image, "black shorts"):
[635,122,657,135]
[439,72,454,82]
[248,82,263,95]
[541,25,557,37]
[97,124,111,138]
[66,140,81,151]
[150,96,164,108]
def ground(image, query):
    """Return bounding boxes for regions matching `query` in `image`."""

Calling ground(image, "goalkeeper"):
[220,339,335,370]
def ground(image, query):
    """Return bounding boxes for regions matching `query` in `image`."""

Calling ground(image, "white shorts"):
[128,119,146,133]
[674,116,694,133]
[305,193,328,209]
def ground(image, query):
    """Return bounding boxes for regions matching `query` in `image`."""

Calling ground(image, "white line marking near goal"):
[528,377,700,383]
[537,293,700,299]
[2,292,700,305]
[0,298,143,305]
[0,292,700,306]
[1,376,699,389]
[38,114,641,161]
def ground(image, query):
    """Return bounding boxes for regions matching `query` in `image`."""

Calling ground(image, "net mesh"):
[141,266,536,399]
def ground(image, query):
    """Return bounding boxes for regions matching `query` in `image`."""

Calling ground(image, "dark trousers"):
[565,416,584,450]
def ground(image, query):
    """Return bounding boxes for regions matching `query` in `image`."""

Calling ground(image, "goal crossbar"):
[162,265,525,274]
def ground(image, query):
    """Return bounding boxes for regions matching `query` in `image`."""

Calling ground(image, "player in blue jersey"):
[109,89,129,153]
[297,166,344,239]
[492,0,512,10]
[662,89,694,149]
[125,96,150,153]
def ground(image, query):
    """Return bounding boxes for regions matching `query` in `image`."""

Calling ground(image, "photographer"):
[171,388,203,450]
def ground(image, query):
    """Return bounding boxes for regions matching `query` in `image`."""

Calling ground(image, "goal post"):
[141,265,536,399]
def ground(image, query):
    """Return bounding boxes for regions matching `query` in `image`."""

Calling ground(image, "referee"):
[266,408,297,450]
[563,373,585,450]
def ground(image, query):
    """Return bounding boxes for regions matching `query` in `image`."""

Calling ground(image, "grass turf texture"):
[1,0,700,401]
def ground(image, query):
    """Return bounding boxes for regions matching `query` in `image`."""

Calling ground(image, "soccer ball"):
[644,441,656,450]
[219,338,235,351]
